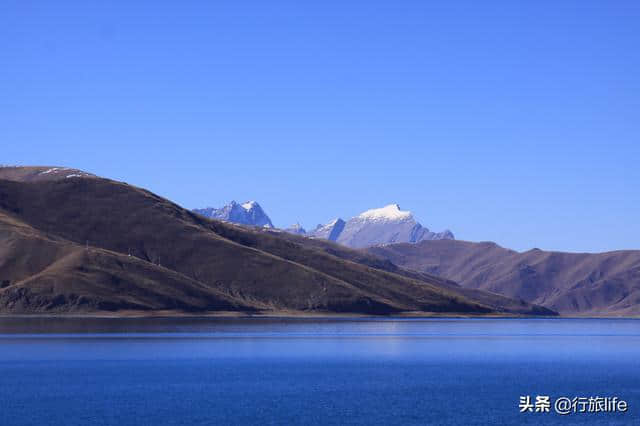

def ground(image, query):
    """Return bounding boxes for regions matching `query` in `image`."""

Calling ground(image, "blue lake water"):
[0,317,638,425]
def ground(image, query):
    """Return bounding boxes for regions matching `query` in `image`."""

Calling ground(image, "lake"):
[0,317,638,425]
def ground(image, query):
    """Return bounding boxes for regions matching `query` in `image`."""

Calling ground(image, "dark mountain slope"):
[367,240,640,316]
[0,211,255,313]
[0,178,475,314]
[0,167,552,315]
[0,166,95,182]
[245,229,550,315]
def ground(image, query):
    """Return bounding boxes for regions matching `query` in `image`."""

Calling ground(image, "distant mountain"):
[309,204,453,249]
[284,223,307,235]
[198,201,453,249]
[0,166,550,316]
[194,201,273,228]
[309,218,346,241]
[367,239,640,316]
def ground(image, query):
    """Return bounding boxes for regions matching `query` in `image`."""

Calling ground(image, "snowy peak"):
[193,200,274,228]
[193,199,453,248]
[357,204,413,222]
[309,218,346,241]
[325,204,454,248]
[241,201,257,211]
[315,218,343,231]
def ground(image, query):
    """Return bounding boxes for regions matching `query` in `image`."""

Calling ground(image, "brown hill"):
[252,229,552,316]
[0,210,255,313]
[367,240,640,316]
[0,166,553,316]
[0,166,95,182]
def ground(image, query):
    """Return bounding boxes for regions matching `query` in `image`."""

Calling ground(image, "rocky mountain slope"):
[287,204,453,248]
[308,218,346,241]
[0,166,551,316]
[330,204,454,248]
[367,240,640,316]
[284,223,307,235]
[193,201,273,228]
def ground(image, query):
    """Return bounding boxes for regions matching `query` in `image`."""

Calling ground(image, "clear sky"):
[2,1,639,252]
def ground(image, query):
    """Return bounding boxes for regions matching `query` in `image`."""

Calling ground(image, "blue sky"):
[2,1,639,252]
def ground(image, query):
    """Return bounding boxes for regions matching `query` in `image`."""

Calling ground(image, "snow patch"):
[40,167,72,175]
[40,167,60,175]
[241,201,257,210]
[357,204,412,222]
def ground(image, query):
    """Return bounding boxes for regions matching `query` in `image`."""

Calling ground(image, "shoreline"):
[0,311,636,320]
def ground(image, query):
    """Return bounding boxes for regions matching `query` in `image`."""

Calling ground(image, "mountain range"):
[192,196,640,316]
[4,166,638,317]
[0,166,548,316]
[193,201,454,248]
[367,240,640,316]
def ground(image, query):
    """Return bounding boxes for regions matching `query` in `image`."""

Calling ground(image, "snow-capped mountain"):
[194,200,452,248]
[308,218,346,241]
[193,201,274,228]
[314,204,454,248]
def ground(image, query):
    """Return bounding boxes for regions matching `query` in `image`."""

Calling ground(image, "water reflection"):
[1,318,639,362]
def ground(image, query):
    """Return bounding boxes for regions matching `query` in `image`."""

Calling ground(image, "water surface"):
[0,317,638,425]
